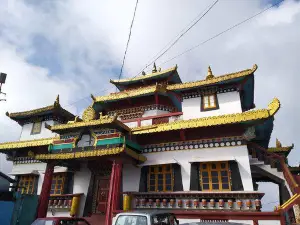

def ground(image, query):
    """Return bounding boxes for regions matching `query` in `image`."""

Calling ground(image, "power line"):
[159,0,284,66]
[132,0,219,77]
[116,0,139,91]
[133,0,219,79]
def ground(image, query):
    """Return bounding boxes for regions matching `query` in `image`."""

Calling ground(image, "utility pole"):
[0,72,7,101]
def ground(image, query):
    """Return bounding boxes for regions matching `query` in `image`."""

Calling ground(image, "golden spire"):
[91,94,96,101]
[54,95,60,106]
[206,66,214,80]
[142,71,146,75]
[276,138,282,148]
[152,63,157,73]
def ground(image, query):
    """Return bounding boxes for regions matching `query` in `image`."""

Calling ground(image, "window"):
[31,121,42,135]
[116,215,147,225]
[51,173,66,195]
[148,164,173,192]
[199,162,231,191]
[201,94,218,111]
[18,175,37,194]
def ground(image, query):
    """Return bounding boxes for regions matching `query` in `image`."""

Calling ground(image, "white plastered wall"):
[122,164,141,192]
[143,109,167,117]
[19,120,57,141]
[130,145,254,191]
[182,92,242,120]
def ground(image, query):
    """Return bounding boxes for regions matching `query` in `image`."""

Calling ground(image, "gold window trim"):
[51,173,67,195]
[18,175,37,194]
[31,121,42,135]
[148,164,174,192]
[202,93,217,110]
[199,161,231,191]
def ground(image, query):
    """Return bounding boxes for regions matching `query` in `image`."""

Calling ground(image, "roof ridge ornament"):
[54,95,60,107]
[276,138,282,148]
[206,66,214,80]
[152,63,157,73]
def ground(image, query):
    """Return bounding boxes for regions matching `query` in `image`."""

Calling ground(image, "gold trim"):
[131,98,280,134]
[49,115,130,132]
[96,65,257,102]
[0,137,55,150]
[168,64,258,91]
[34,147,146,162]
[110,66,177,84]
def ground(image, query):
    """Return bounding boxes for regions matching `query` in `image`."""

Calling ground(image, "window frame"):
[18,175,37,194]
[199,161,231,191]
[148,164,174,192]
[50,173,67,195]
[201,93,219,111]
[31,121,42,135]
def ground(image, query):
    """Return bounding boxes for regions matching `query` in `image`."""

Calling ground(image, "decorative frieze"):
[13,157,41,164]
[48,193,82,217]
[142,136,245,153]
[182,87,237,100]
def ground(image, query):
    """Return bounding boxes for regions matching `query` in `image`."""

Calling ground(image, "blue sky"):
[0,0,300,214]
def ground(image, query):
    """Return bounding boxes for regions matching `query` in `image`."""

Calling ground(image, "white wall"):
[124,121,138,128]
[122,164,141,192]
[19,120,57,141]
[182,92,242,120]
[140,145,254,191]
[143,109,167,117]
[73,163,91,217]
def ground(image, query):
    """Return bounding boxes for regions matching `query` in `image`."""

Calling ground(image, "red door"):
[96,177,110,213]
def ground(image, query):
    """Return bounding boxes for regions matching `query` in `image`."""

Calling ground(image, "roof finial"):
[54,95,60,106]
[158,67,162,72]
[206,66,214,80]
[142,71,146,75]
[152,63,157,73]
[276,138,282,148]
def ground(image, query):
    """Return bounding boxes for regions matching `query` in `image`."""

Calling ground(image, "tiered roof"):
[6,95,75,125]
[268,138,294,156]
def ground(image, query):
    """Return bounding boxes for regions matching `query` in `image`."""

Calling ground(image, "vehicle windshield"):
[152,214,178,225]
[115,215,147,225]
[58,220,89,225]
[31,219,55,225]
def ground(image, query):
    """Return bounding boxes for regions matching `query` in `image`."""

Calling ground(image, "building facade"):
[0,64,298,225]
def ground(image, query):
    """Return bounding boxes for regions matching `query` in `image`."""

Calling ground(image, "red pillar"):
[37,162,54,218]
[253,220,259,225]
[105,161,116,225]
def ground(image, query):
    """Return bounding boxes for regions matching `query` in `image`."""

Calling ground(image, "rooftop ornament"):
[206,66,214,80]
[0,72,7,101]
[152,63,157,73]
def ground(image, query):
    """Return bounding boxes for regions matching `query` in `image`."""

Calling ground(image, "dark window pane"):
[158,179,163,185]
[221,177,228,183]
[165,174,171,180]
[51,184,55,189]
[165,165,170,171]
[203,184,209,190]
[50,190,54,194]
[211,171,218,177]
[149,186,155,191]
[211,163,217,169]
[57,185,61,189]
[212,177,219,183]
[222,183,229,189]
[150,179,155,185]
[212,184,219,190]
[56,190,61,194]
[158,174,163,179]
[158,185,163,191]
[202,178,209,183]
[202,164,207,169]
[25,181,28,185]
[150,167,155,173]
[202,171,208,177]
[166,185,172,191]
[221,163,226,169]
[158,166,163,172]
[221,171,228,177]
[58,180,62,184]
[150,174,155,179]
[166,179,171,185]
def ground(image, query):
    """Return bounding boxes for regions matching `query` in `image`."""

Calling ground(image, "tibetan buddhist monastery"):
[1,64,299,225]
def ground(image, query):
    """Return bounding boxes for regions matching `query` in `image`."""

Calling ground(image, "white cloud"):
[0,0,299,217]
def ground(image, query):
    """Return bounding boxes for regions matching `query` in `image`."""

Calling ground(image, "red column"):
[253,220,259,225]
[113,162,122,211]
[105,161,116,225]
[37,162,54,218]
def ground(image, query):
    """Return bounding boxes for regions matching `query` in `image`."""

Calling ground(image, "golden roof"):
[95,65,257,103]
[6,95,75,121]
[110,66,177,84]
[48,113,130,133]
[0,137,55,150]
[131,98,280,134]
[94,83,167,103]
[35,146,146,162]
[168,64,258,91]
[268,138,294,153]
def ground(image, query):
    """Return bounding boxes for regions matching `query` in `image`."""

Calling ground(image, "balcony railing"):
[123,191,264,211]
[48,193,83,217]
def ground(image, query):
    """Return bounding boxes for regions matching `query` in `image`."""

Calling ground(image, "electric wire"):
[116,0,139,91]
[132,0,219,80]
[159,0,284,66]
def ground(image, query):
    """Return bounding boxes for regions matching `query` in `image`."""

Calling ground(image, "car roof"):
[37,217,86,221]
[116,210,175,217]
